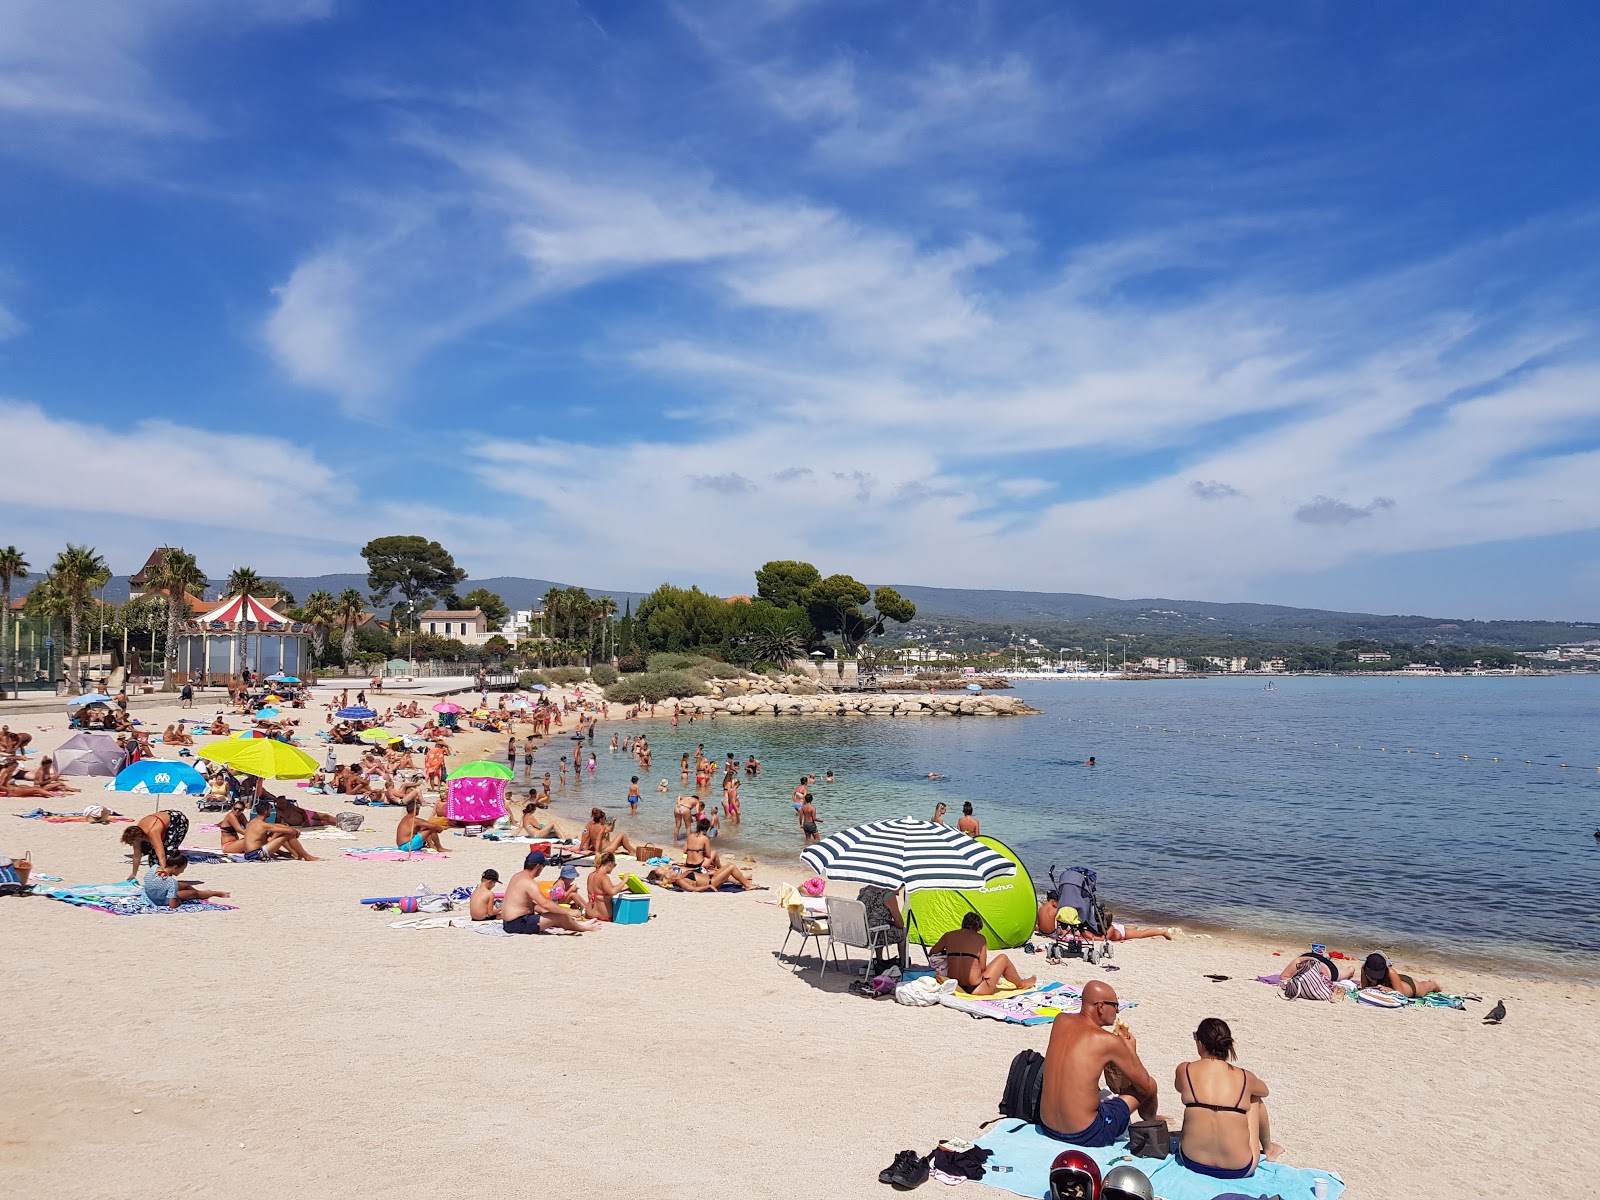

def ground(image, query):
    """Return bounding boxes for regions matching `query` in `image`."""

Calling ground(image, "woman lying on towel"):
[1172,1018,1283,1179]
[646,862,755,891]
[1358,952,1442,998]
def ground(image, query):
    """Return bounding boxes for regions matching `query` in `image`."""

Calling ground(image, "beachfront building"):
[420,608,493,646]
[1402,663,1447,675]
[1357,651,1391,664]
[1139,656,1190,673]
[171,592,308,685]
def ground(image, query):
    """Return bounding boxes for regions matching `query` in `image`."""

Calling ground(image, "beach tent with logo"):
[906,835,1037,950]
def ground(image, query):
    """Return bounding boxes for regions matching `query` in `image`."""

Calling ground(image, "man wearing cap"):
[1039,980,1158,1147]
[500,852,600,934]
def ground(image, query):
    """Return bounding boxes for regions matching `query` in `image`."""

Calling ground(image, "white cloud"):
[0,0,331,138]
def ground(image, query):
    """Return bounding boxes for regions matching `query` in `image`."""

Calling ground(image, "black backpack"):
[999,1049,1044,1123]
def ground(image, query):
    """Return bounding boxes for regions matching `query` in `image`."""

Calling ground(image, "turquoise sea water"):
[585,676,1600,978]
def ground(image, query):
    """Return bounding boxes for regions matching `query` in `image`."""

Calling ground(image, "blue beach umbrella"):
[529,684,548,692]
[254,707,281,719]
[68,692,113,707]
[107,759,208,795]
[336,706,377,720]
[267,674,302,684]
[965,683,983,692]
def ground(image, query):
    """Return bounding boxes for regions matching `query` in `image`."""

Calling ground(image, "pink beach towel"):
[446,775,507,824]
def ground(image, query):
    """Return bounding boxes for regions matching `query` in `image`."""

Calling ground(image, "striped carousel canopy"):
[197,593,292,626]
[800,817,1017,893]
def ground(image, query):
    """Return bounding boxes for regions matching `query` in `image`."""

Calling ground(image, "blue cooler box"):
[612,893,650,924]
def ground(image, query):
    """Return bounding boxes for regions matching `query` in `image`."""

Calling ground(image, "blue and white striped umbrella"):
[800,817,1017,893]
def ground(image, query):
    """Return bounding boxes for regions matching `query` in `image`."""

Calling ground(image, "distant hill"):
[880,584,1597,650]
[16,573,1591,649]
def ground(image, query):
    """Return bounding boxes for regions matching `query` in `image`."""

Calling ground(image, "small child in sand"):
[142,854,229,910]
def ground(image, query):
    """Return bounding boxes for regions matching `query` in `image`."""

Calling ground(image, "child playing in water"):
[627,776,641,813]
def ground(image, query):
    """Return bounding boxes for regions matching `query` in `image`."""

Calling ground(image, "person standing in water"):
[798,792,820,845]
[957,802,980,836]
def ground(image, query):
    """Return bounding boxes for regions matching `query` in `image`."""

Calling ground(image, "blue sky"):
[3,1,1599,619]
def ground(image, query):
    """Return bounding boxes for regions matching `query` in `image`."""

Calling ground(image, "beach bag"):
[894,976,955,1006]
[1127,1119,1170,1159]
[998,1049,1044,1123]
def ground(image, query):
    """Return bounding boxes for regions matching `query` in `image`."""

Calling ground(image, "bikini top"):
[1181,1063,1249,1114]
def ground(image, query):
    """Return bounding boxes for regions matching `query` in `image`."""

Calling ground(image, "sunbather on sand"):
[1036,898,1176,940]
[1039,980,1158,1148]
[275,799,336,828]
[243,809,317,861]
[121,809,190,878]
[142,853,229,909]
[932,911,1035,996]
[586,852,626,920]
[647,862,754,891]
[470,869,501,921]
[163,724,194,746]
[207,717,231,736]
[0,726,33,754]
[218,800,252,852]
[1358,952,1442,998]
[518,803,563,840]
[580,808,635,857]
[34,756,77,794]
[500,852,599,933]
[395,801,445,853]
[1173,1018,1282,1179]
[1278,950,1358,1000]
[683,818,721,876]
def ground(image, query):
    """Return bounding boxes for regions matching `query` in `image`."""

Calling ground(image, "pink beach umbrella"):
[432,701,464,714]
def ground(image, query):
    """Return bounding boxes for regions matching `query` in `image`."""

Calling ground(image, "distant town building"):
[1356,651,1391,664]
[1139,656,1189,674]
[1258,658,1287,672]
[420,608,492,645]
[1206,656,1248,672]
[1402,663,1446,675]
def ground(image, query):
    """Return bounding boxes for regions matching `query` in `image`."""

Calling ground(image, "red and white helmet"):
[1049,1149,1102,1200]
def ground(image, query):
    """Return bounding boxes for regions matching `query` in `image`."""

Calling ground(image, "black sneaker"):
[879,1150,929,1190]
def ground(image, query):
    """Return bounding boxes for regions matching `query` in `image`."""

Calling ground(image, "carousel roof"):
[197,593,295,626]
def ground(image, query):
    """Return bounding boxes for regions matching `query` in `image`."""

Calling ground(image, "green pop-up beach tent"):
[907,835,1037,950]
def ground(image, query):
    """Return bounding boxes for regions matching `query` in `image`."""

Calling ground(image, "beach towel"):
[938,982,1137,1026]
[40,882,236,916]
[388,915,474,929]
[975,1119,1343,1200]
[343,848,450,860]
[14,810,131,824]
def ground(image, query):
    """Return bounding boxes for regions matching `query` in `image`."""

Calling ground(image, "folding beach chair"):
[781,907,828,970]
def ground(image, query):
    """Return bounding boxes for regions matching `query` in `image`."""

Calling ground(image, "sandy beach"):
[4,686,1598,1200]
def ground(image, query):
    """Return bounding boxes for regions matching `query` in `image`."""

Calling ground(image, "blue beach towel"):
[975,1119,1343,1200]
[40,881,236,915]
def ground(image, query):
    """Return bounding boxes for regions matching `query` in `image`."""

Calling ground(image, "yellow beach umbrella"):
[358,728,399,743]
[264,693,284,704]
[199,738,319,780]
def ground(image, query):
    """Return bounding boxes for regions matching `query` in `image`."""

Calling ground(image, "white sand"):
[3,688,1598,1199]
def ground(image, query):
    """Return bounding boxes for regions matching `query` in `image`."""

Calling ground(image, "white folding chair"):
[781,906,828,969]
[822,897,897,976]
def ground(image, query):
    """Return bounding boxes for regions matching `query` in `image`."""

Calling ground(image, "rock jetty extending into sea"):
[677,687,1038,717]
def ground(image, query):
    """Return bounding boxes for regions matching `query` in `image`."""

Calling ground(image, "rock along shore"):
[673,689,1038,717]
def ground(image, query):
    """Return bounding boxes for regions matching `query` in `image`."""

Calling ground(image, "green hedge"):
[590,663,619,686]
[604,670,708,703]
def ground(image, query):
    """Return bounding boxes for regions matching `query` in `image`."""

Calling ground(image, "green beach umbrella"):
[358,728,399,743]
[199,738,320,780]
[446,759,515,781]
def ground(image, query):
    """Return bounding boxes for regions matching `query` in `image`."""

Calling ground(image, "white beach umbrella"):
[800,817,1017,893]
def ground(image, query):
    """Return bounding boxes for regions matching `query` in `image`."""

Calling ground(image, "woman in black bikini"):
[930,911,1034,996]
[1172,1018,1280,1179]
[1359,952,1442,998]
[120,809,190,880]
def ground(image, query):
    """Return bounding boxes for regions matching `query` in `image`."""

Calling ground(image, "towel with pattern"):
[41,881,236,915]
[343,847,450,860]
[938,981,1137,1025]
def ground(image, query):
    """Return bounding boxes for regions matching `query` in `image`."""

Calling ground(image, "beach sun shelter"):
[906,835,1037,950]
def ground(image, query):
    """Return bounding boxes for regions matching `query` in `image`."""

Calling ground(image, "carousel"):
[172,593,310,685]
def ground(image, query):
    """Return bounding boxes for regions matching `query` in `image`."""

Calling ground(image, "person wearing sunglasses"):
[1039,980,1158,1147]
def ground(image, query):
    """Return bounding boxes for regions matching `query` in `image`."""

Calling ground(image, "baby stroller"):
[1043,865,1114,966]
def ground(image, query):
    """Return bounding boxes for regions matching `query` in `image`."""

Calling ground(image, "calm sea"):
[589,676,1600,979]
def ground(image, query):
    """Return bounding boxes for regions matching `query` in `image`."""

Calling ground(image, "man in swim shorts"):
[499,852,599,934]
[395,799,445,853]
[1039,980,1158,1147]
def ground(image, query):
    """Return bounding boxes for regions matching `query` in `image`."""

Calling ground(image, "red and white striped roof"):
[198,593,292,625]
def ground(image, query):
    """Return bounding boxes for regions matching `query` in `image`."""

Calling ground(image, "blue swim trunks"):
[398,833,427,852]
[1041,1097,1131,1148]
[243,848,270,862]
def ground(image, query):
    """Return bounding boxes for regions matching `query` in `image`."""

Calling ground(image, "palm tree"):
[0,546,28,699]
[335,588,366,664]
[541,586,565,644]
[302,590,336,663]
[147,548,206,690]
[50,545,111,691]
[226,566,264,677]
[594,595,617,663]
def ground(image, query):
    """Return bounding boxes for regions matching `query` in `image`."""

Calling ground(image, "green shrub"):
[604,670,708,704]
[543,666,588,685]
[518,670,548,688]
[590,663,619,687]
[616,654,646,673]
[646,652,697,673]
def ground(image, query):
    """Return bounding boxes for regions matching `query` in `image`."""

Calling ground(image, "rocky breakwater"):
[677,689,1039,717]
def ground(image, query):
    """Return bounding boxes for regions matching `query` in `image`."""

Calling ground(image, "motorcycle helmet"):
[1101,1163,1154,1200]
[1049,1149,1102,1200]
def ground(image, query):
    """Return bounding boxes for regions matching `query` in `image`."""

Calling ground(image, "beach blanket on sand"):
[41,881,236,916]
[1256,974,1470,1011]
[975,1120,1343,1200]
[343,847,450,860]
[939,981,1137,1025]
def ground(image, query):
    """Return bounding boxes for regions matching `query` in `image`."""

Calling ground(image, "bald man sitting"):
[1039,980,1159,1147]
